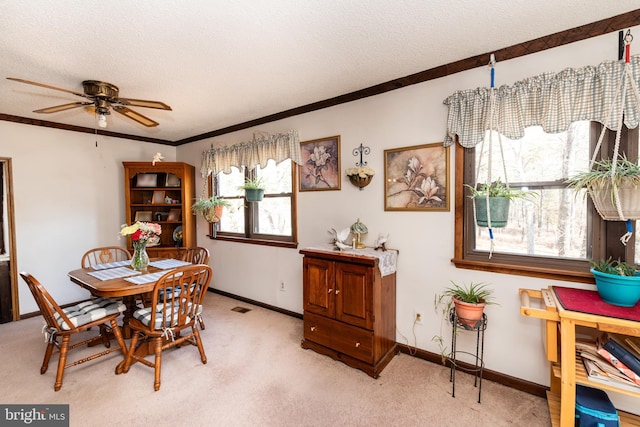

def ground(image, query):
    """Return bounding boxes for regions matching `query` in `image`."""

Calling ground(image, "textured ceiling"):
[1,1,639,143]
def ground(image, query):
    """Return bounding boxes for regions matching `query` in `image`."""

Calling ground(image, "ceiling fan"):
[6,77,172,128]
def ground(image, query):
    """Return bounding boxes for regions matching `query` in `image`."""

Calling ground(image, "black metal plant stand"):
[448,307,487,403]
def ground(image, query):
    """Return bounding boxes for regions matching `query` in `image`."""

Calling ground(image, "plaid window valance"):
[200,129,302,177]
[443,55,640,147]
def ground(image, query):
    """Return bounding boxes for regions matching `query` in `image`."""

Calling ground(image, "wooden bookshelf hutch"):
[123,162,196,259]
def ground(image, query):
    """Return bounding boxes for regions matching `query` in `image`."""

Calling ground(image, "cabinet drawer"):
[304,312,373,363]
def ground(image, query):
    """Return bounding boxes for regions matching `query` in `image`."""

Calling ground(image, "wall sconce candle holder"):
[346,143,374,190]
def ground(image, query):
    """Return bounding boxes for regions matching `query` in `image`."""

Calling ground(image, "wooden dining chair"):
[179,246,210,265]
[81,246,132,268]
[20,272,128,391]
[121,264,212,391]
[178,247,211,329]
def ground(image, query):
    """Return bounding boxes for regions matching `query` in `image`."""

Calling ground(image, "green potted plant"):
[432,281,497,363]
[566,156,640,221]
[589,257,640,307]
[191,195,231,223]
[434,281,496,328]
[238,177,265,202]
[465,178,535,227]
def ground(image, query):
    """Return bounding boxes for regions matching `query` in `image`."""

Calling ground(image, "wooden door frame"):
[0,158,19,320]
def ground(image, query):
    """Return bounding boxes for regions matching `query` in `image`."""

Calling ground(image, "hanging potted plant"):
[238,177,265,202]
[566,156,640,221]
[465,178,535,228]
[589,257,640,307]
[192,196,230,223]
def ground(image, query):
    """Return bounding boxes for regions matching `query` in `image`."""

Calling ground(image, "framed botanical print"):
[384,142,450,211]
[298,136,341,191]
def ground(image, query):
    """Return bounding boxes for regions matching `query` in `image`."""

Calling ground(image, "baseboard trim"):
[395,343,548,398]
[208,288,303,320]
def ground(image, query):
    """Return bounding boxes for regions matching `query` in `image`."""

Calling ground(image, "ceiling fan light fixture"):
[97,113,107,128]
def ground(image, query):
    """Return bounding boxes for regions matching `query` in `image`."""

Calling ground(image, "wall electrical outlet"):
[280,281,285,291]
[414,310,424,325]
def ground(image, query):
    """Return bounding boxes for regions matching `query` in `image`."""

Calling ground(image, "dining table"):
[67,258,195,373]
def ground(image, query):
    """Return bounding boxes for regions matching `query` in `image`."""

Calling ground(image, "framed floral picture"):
[299,135,341,191]
[384,142,450,211]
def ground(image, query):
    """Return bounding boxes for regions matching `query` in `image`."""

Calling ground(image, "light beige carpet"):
[0,292,551,426]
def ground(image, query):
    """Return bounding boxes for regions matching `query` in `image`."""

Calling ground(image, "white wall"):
[0,121,176,314]
[177,25,640,408]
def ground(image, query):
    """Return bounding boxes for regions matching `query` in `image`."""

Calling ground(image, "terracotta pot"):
[453,296,485,328]
[204,205,224,223]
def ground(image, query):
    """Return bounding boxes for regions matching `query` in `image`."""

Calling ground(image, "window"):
[211,159,297,248]
[454,122,639,282]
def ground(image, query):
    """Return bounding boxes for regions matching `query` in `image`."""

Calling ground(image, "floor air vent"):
[231,306,252,313]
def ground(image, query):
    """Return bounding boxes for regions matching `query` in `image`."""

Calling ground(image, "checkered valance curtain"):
[443,55,640,147]
[200,129,302,177]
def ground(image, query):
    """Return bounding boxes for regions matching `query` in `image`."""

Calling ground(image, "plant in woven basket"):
[192,196,231,223]
[566,155,640,220]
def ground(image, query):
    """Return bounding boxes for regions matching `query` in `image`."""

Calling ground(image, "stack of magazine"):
[576,334,640,393]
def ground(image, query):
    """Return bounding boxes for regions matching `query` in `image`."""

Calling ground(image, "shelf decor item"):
[589,258,640,307]
[120,221,161,271]
[350,218,368,248]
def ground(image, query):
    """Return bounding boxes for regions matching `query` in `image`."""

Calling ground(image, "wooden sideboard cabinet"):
[300,248,397,378]
[123,162,196,259]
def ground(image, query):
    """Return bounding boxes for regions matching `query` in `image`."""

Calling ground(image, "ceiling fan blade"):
[118,98,172,110]
[113,106,159,127]
[34,102,92,113]
[7,77,88,98]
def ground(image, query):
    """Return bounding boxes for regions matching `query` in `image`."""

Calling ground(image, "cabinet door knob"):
[310,326,317,332]
[335,289,340,295]
[328,288,333,294]
[355,342,361,348]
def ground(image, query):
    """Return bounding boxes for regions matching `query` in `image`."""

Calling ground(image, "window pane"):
[256,197,292,235]
[219,167,244,197]
[474,188,589,258]
[219,198,244,233]
[256,159,292,194]
[471,121,591,260]
[476,124,590,183]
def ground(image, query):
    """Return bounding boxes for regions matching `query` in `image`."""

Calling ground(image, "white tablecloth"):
[303,245,398,276]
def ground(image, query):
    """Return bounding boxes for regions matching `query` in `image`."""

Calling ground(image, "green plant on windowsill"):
[191,196,231,223]
[590,257,638,276]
